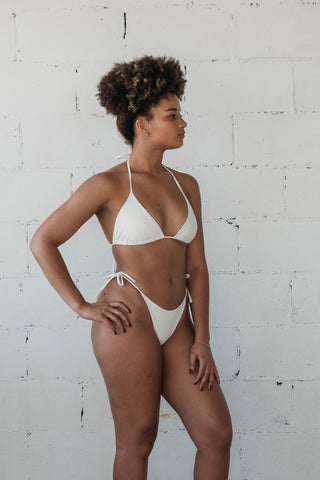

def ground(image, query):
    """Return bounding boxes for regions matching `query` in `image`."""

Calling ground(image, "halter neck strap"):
[126,158,133,193]
[162,165,187,200]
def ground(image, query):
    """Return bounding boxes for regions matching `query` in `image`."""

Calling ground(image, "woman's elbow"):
[187,258,208,276]
[29,230,41,256]
[29,228,49,256]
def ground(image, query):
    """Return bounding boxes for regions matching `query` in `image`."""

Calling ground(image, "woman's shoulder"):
[166,165,200,194]
[80,161,128,193]
[69,161,129,214]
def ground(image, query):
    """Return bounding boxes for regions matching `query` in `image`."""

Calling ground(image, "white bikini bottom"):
[97,271,192,345]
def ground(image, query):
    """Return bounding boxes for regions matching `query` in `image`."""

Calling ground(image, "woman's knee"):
[116,421,159,459]
[196,417,233,453]
[216,420,233,451]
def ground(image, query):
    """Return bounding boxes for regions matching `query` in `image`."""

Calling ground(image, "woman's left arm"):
[184,174,220,391]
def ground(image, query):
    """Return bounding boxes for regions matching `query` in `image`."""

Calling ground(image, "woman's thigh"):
[161,311,232,447]
[91,279,163,439]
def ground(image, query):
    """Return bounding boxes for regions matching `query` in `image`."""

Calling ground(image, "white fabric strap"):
[184,273,192,303]
[105,271,136,287]
[112,257,117,273]
[126,158,133,193]
[115,154,131,160]
[115,154,132,193]
[186,287,192,303]
[163,165,187,200]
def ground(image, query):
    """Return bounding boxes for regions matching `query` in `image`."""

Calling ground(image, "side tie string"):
[185,273,192,303]
[105,271,136,287]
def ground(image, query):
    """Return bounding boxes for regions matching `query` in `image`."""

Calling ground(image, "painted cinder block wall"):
[1,1,320,478]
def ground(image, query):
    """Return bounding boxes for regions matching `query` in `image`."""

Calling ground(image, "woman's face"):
[142,93,187,149]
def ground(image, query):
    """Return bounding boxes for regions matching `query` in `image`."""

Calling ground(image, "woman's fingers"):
[105,305,131,328]
[105,301,132,329]
[107,300,131,313]
[100,316,118,335]
[189,350,196,374]
[79,299,133,334]
[199,365,211,391]
[104,310,128,333]
[214,365,220,384]
[208,368,215,390]
[193,360,206,386]
[192,356,217,390]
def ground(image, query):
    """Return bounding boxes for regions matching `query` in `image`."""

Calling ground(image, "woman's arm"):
[30,172,131,332]
[184,174,220,390]
[185,175,210,342]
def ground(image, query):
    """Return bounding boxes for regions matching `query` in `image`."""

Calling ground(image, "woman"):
[30,55,232,480]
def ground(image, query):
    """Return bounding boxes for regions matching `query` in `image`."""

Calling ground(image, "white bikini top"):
[112,155,198,246]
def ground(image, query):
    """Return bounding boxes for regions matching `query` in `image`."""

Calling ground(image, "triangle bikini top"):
[111,155,198,246]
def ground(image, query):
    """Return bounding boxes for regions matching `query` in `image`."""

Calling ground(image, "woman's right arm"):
[30,172,131,333]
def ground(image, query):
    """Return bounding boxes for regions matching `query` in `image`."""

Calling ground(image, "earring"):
[145,132,149,136]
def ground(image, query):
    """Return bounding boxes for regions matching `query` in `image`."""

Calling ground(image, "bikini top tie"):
[111,155,198,246]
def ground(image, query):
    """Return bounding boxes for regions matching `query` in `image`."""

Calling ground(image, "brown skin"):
[30,93,232,479]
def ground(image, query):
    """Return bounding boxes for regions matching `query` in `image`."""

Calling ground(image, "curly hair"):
[96,55,186,145]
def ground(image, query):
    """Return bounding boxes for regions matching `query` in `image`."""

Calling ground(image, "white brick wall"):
[1,1,319,479]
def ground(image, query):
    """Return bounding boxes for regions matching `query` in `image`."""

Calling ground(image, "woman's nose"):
[180,117,187,128]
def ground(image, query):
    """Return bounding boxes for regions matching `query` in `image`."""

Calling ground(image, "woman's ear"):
[134,117,148,137]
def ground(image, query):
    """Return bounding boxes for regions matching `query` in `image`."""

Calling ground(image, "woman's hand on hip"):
[189,342,220,391]
[78,300,132,334]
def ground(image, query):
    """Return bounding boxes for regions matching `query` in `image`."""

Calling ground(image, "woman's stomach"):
[112,239,188,308]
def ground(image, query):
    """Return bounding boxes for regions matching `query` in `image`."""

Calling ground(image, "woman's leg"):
[161,306,233,480]
[91,280,163,480]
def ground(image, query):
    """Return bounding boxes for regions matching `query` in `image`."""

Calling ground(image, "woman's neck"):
[128,145,165,175]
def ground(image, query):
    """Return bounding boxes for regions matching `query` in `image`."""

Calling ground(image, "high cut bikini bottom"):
[96,271,192,345]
